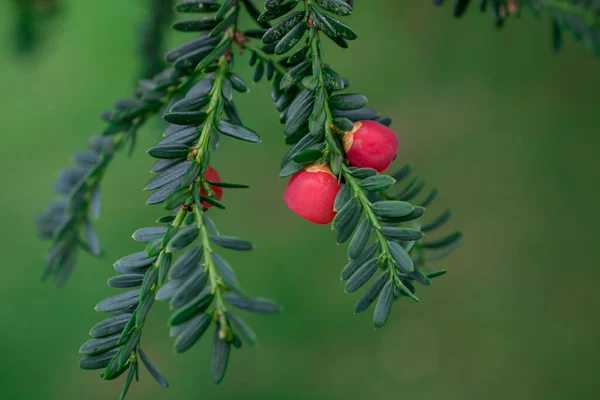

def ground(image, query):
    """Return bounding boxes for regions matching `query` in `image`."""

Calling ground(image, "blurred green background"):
[1,1,599,399]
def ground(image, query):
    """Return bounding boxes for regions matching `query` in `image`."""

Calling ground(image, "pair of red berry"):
[197,120,398,222]
[284,120,398,224]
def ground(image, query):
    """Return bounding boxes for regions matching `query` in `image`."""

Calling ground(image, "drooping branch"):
[251,0,461,327]
[78,2,280,397]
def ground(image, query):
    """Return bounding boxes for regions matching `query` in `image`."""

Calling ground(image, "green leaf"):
[265,0,285,9]
[182,161,202,188]
[168,289,214,326]
[329,93,368,110]
[144,161,191,191]
[117,313,137,346]
[174,46,215,71]
[392,163,413,182]
[101,348,128,380]
[341,242,378,280]
[253,60,265,83]
[172,17,219,32]
[420,188,439,208]
[360,175,396,192]
[332,107,378,120]
[315,0,353,16]
[166,226,199,253]
[323,65,344,90]
[90,314,132,338]
[107,274,144,289]
[79,333,121,356]
[332,197,360,230]
[332,117,353,131]
[211,327,231,384]
[322,13,357,39]
[279,159,305,177]
[226,312,257,347]
[224,294,281,314]
[354,273,388,314]
[163,111,208,126]
[258,0,300,22]
[309,109,326,136]
[135,294,156,328]
[348,167,377,179]
[147,144,191,160]
[163,187,190,210]
[144,237,163,257]
[381,206,425,223]
[195,37,233,71]
[140,266,160,301]
[206,180,250,189]
[210,7,238,37]
[263,11,305,44]
[175,1,221,13]
[280,61,310,90]
[79,349,118,370]
[336,202,362,243]
[348,219,371,259]
[275,20,307,55]
[309,5,337,38]
[156,279,183,301]
[334,184,351,212]
[132,227,168,243]
[95,290,141,313]
[157,215,175,224]
[388,241,414,273]
[170,245,203,279]
[171,93,211,112]
[212,253,240,289]
[171,273,209,309]
[423,232,462,249]
[199,195,226,209]
[216,120,261,142]
[345,258,379,293]
[174,313,212,353]
[227,74,247,94]
[427,270,448,279]
[408,270,431,286]
[373,281,394,328]
[291,149,322,164]
[119,363,136,400]
[166,35,220,62]
[371,201,415,218]
[114,251,157,271]
[210,236,254,251]
[381,227,424,241]
[284,94,314,137]
[138,348,169,388]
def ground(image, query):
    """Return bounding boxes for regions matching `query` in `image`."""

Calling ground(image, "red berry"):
[200,166,223,209]
[284,165,341,224]
[343,120,399,172]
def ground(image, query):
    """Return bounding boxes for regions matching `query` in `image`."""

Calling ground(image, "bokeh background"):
[1,1,599,399]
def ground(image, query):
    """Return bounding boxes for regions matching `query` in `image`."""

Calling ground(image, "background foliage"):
[1,0,599,399]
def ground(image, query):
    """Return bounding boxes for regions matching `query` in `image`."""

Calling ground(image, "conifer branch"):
[79,2,280,397]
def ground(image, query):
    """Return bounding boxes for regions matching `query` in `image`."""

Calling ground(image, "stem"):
[195,207,228,321]
[195,56,228,161]
[190,43,238,325]
[304,9,413,297]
